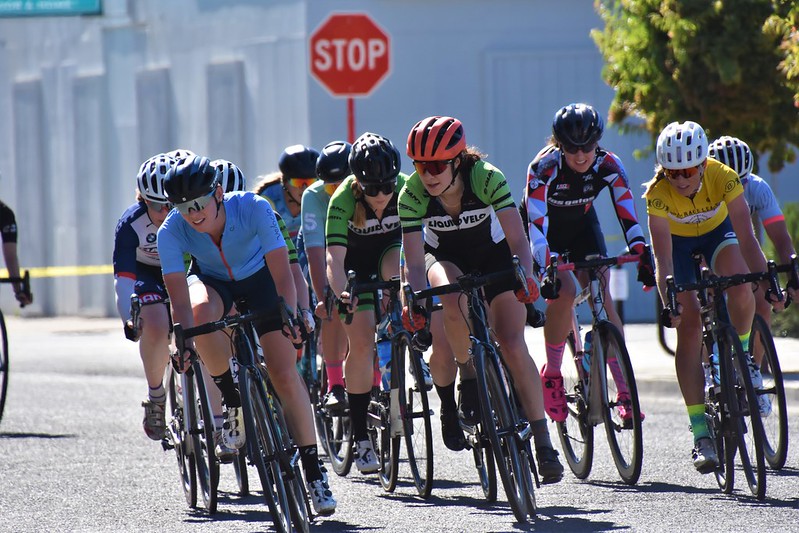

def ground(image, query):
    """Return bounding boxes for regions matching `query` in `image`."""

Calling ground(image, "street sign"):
[0,0,101,17]
[310,13,391,98]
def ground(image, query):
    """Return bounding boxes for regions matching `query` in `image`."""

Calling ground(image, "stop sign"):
[310,13,391,97]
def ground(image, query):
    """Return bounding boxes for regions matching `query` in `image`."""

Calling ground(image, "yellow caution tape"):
[0,264,114,278]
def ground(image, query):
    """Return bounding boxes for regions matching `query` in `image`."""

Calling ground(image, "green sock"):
[687,404,709,441]
[738,330,751,353]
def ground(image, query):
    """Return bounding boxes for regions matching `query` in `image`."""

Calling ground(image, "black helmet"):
[349,133,401,185]
[164,155,219,204]
[316,141,352,183]
[552,103,604,147]
[278,145,320,179]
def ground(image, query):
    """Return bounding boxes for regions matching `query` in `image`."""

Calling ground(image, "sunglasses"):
[413,159,455,176]
[561,142,598,155]
[288,177,317,189]
[145,199,172,212]
[665,166,700,181]
[174,190,215,215]
[362,182,395,197]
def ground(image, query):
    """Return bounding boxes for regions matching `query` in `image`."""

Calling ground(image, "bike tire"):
[750,314,788,470]
[470,430,497,502]
[190,364,219,513]
[317,362,354,477]
[167,369,197,508]
[241,369,292,533]
[370,389,399,492]
[597,321,644,485]
[0,311,8,422]
[233,449,249,496]
[556,330,594,480]
[475,344,531,522]
[397,333,434,498]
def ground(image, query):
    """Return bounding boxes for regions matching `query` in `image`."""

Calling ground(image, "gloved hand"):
[634,245,656,288]
[540,276,561,300]
[515,277,540,304]
[660,306,681,329]
[402,304,427,332]
[171,346,197,374]
[411,329,433,352]
[124,320,140,342]
[525,304,546,328]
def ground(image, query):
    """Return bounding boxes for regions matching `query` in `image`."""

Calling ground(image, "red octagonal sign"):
[310,13,391,97]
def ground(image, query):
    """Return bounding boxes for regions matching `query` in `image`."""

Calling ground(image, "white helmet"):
[165,149,197,164]
[708,136,753,180]
[210,159,247,193]
[656,121,708,170]
[137,154,175,202]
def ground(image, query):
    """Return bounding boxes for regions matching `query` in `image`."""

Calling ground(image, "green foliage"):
[762,202,799,336]
[592,0,799,173]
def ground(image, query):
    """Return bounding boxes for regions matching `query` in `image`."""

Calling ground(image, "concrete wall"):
[1,0,797,321]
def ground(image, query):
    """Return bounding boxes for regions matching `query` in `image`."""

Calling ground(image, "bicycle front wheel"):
[750,314,788,470]
[317,362,354,477]
[475,344,531,522]
[0,311,8,422]
[470,429,497,502]
[556,329,594,479]
[397,333,434,498]
[167,369,197,508]
[597,321,643,485]
[190,365,219,513]
[369,390,399,492]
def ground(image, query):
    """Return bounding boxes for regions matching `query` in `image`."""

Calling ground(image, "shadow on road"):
[0,431,76,439]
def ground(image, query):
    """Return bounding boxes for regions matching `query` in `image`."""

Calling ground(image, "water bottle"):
[377,337,392,391]
[708,350,720,385]
[582,331,593,375]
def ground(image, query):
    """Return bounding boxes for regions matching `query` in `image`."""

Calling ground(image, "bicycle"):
[545,252,644,485]
[665,254,778,500]
[0,270,30,422]
[174,299,310,533]
[340,272,435,498]
[130,294,220,513]
[408,257,537,522]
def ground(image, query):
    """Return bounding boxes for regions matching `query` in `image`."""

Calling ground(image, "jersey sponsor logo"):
[724,179,738,193]
[426,211,488,230]
[556,183,569,190]
[2,223,16,233]
[138,292,164,304]
[725,231,736,239]
[146,233,157,244]
[549,197,591,207]
[582,185,593,194]
[348,217,400,235]
[648,198,666,211]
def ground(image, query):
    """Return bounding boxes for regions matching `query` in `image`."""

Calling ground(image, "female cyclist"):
[399,115,563,483]
[158,155,336,514]
[325,132,405,475]
[523,103,654,424]
[646,121,779,473]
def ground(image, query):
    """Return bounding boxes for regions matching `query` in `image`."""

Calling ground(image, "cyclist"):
[112,153,175,442]
[326,132,405,475]
[158,155,336,515]
[708,136,795,416]
[523,103,655,425]
[0,188,31,307]
[302,141,351,412]
[400,115,564,483]
[645,121,779,474]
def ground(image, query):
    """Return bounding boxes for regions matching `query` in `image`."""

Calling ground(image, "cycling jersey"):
[259,181,302,240]
[301,180,334,250]
[158,191,285,280]
[0,201,17,244]
[743,173,783,225]
[524,145,645,268]
[398,160,513,253]
[645,158,743,237]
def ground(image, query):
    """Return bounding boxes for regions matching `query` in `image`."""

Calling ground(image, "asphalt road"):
[1,317,798,532]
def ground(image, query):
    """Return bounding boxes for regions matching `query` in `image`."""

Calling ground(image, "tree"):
[592,0,799,172]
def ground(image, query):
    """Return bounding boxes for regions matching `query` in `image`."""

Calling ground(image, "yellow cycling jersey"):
[645,158,744,237]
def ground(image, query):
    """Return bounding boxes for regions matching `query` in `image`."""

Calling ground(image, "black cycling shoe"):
[440,408,466,451]
[536,446,564,484]
[323,385,348,414]
[457,378,480,427]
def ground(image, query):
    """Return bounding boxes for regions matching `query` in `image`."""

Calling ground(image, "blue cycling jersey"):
[157,191,286,280]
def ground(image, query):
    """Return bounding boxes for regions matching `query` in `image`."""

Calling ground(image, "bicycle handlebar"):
[408,256,525,302]
[556,253,641,272]
[0,270,32,308]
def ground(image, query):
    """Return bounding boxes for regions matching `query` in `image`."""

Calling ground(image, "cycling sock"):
[738,331,751,353]
[531,418,553,450]
[148,384,166,404]
[325,360,345,390]
[544,341,566,377]
[373,367,381,389]
[687,404,709,440]
[212,369,241,408]
[435,381,458,414]
[299,444,323,482]
[607,357,629,396]
[348,391,371,441]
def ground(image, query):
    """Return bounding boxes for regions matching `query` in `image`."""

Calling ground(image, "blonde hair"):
[351,179,367,228]
[643,166,667,197]
[252,171,282,195]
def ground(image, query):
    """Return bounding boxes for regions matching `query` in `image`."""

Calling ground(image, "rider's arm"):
[763,219,796,265]
[326,245,348,298]
[265,245,298,312]
[114,274,136,322]
[728,193,768,274]
[605,154,647,252]
[497,207,534,276]
[523,168,552,272]
[648,214,674,304]
[401,230,427,299]
[163,271,195,339]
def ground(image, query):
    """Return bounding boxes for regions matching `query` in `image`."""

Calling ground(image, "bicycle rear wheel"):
[397,333,434,498]
[0,311,8,422]
[167,369,197,508]
[556,329,594,479]
[750,314,787,470]
[597,321,643,485]
[475,344,531,522]
[369,390,400,492]
[190,365,219,513]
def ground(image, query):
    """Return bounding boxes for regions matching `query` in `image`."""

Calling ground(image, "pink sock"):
[544,341,566,377]
[373,367,381,388]
[325,361,345,391]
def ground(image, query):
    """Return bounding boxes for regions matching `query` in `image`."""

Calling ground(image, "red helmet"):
[406,116,466,161]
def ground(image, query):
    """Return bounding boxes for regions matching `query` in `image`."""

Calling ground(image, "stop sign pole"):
[310,13,392,143]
